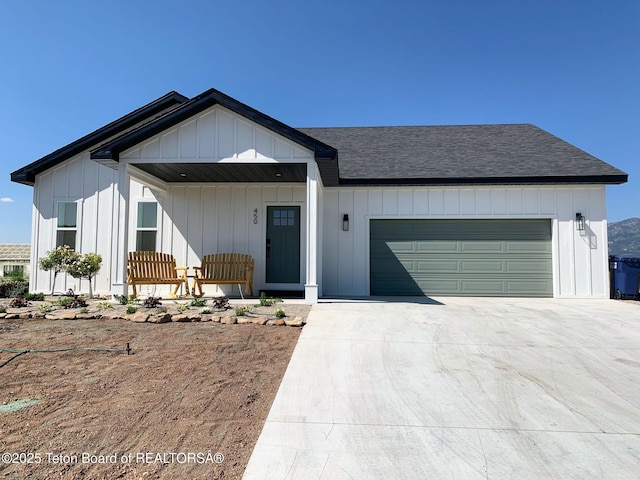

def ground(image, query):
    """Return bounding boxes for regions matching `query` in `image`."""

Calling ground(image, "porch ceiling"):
[131,162,307,183]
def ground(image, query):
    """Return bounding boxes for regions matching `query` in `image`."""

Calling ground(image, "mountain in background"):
[608,218,640,256]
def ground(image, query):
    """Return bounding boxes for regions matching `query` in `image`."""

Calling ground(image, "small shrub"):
[113,294,129,305]
[97,301,113,310]
[175,302,189,312]
[0,305,6,313]
[56,297,74,307]
[212,296,231,310]
[9,296,30,308]
[65,297,88,309]
[235,306,251,316]
[258,292,282,307]
[9,283,29,298]
[200,308,212,314]
[190,298,206,307]
[143,297,163,308]
[274,308,286,319]
[25,292,45,301]
[79,307,89,314]
[126,305,137,314]
[156,305,168,313]
[6,270,25,282]
[39,304,53,314]
[0,281,28,298]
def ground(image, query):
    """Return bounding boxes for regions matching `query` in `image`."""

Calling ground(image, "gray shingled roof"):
[298,124,627,185]
[0,244,30,261]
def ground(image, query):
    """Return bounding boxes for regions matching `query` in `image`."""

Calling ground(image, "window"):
[136,202,157,251]
[273,209,296,226]
[3,265,24,276]
[56,202,77,249]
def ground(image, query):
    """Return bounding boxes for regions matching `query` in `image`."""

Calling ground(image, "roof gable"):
[10,91,188,186]
[90,88,340,186]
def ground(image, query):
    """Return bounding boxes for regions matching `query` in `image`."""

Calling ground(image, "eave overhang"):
[338,174,629,187]
[10,91,189,186]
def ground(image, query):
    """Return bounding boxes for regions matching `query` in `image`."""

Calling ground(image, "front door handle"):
[266,239,271,259]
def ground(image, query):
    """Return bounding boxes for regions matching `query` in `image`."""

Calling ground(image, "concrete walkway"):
[243,297,640,479]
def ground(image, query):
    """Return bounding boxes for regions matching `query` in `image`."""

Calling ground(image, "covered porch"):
[88,91,338,304]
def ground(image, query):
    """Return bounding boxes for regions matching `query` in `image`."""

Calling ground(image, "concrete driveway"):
[243,298,640,479]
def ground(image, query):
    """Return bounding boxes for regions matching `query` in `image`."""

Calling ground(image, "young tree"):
[67,253,102,299]
[38,245,80,295]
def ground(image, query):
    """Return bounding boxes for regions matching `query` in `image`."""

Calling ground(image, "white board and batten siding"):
[322,186,609,298]
[30,153,118,295]
[130,182,307,297]
[121,104,313,164]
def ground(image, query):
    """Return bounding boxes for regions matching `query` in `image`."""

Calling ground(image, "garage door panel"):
[370,219,552,297]
[506,260,552,273]
[416,241,458,252]
[415,260,460,273]
[460,279,506,294]
[459,241,505,253]
[505,241,552,253]
[460,259,506,273]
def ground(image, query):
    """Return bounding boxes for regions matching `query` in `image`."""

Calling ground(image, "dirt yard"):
[0,305,305,479]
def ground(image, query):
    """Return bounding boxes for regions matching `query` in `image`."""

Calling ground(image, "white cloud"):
[0,197,15,203]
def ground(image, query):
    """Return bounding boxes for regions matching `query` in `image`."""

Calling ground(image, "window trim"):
[55,201,78,249]
[135,201,158,251]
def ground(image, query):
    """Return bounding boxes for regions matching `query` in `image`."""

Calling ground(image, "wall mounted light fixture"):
[342,214,349,231]
[575,212,586,231]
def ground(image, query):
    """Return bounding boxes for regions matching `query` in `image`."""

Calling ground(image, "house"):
[11,88,627,302]
[0,244,30,280]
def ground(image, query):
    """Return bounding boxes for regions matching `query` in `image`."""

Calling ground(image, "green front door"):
[266,206,300,283]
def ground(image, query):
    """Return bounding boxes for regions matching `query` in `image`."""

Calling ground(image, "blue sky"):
[1,0,638,243]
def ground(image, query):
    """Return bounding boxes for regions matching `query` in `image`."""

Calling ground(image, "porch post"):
[305,161,319,303]
[111,162,130,298]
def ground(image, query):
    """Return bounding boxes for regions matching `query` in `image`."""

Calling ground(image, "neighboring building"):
[11,88,628,301]
[0,244,30,280]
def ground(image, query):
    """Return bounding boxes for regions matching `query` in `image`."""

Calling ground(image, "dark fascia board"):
[338,174,629,187]
[90,88,340,186]
[10,91,189,186]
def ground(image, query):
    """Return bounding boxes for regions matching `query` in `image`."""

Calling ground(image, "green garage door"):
[370,219,552,297]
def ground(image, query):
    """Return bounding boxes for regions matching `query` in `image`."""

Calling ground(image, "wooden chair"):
[192,253,254,298]
[127,251,189,298]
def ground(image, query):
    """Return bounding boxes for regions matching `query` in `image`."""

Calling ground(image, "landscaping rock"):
[129,312,149,323]
[148,313,172,324]
[236,317,252,324]
[187,314,202,322]
[268,318,286,326]
[19,312,32,319]
[285,316,304,327]
[59,312,77,320]
[220,316,237,325]
[171,314,190,322]
[75,313,94,320]
[251,317,268,325]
